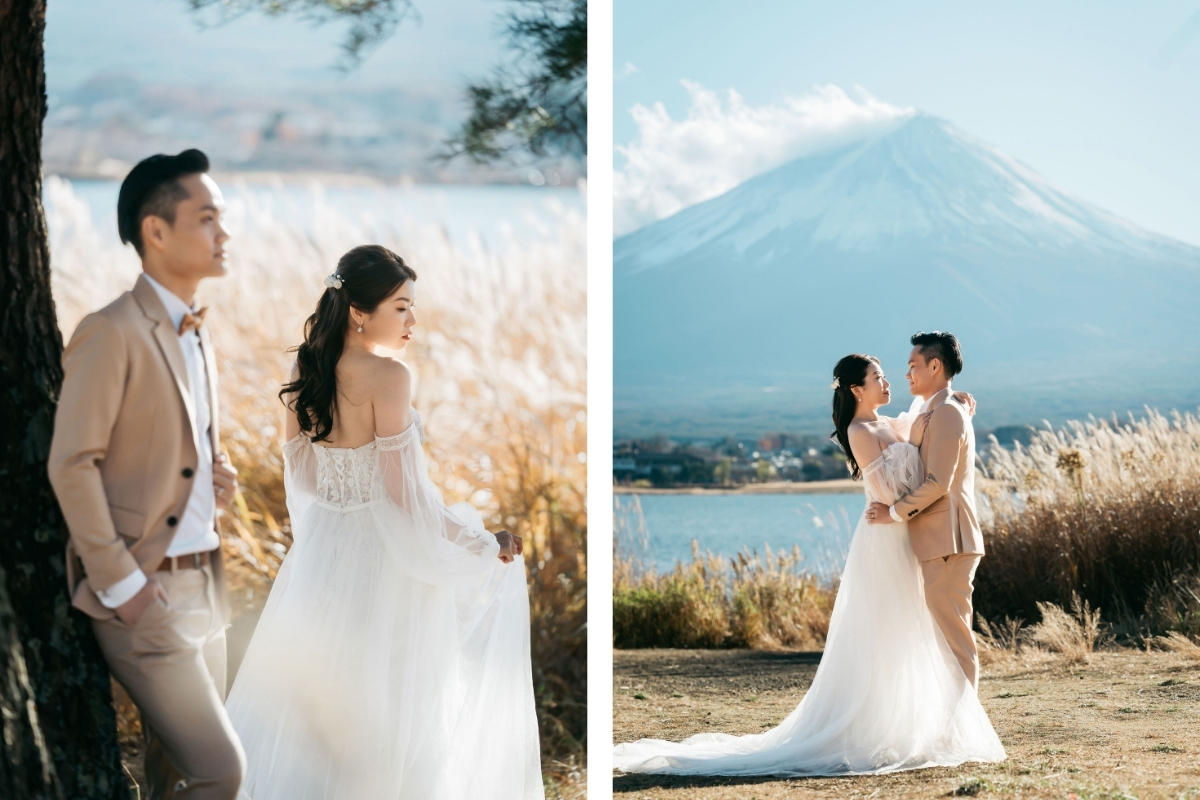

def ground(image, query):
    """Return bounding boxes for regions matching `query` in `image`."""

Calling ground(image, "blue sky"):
[46,0,507,95]
[614,0,1200,245]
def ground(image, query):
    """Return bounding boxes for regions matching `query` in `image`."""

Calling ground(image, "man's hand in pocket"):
[115,577,168,626]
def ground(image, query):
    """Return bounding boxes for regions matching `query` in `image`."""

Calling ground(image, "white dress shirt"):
[96,274,220,608]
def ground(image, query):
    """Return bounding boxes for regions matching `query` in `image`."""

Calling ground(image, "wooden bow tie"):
[178,307,208,336]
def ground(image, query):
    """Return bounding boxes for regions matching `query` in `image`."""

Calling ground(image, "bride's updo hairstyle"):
[281,245,418,443]
[829,354,879,480]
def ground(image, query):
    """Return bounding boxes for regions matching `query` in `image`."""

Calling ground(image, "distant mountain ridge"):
[614,114,1200,438]
[43,74,581,184]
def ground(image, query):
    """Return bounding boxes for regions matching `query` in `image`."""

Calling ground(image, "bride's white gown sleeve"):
[226,416,544,799]
[613,425,1005,777]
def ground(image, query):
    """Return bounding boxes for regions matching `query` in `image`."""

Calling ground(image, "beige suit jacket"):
[893,388,985,561]
[48,274,231,622]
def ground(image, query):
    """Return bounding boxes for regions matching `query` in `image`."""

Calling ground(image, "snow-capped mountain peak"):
[614,113,1200,437]
[618,114,1182,275]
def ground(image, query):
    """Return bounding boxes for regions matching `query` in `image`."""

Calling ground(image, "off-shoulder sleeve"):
[369,423,502,587]
[373,430,535,797]
[282,435,319,546]
[862,445,925,506]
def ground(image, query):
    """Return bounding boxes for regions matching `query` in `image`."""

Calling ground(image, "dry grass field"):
[614,647,1200,799]
[615,406,1200,656]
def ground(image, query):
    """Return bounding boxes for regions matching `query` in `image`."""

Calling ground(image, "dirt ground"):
[614,647,1200,799]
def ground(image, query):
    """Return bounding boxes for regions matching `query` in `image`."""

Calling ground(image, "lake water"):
[616,491,869,579]
[53,179,584,251]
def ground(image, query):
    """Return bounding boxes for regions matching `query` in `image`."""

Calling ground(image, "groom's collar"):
[132,273,173,329]
[142,273,198,334]
[132,272,200,335]
[920,386,952,414]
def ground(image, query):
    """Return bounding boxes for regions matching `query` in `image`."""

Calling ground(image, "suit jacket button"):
[182,468,195,479]
[167,516,179,527]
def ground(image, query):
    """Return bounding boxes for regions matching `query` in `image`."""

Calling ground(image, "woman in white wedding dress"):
[613,354,1005,777]
[226,245,544,799]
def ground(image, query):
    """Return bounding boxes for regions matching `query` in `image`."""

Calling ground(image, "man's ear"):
[141,215,168,253]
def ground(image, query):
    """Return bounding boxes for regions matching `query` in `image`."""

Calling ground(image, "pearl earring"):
[357,324,363,333]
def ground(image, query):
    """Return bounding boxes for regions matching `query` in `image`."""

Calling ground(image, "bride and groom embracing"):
[614,332,1007,777]
[46,150,545,799]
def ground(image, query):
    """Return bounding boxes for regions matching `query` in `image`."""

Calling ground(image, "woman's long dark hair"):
[829,354,878,480]
[281,245,418,442]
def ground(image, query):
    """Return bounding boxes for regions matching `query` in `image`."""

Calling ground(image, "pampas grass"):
[976,614,1025,653]
[976,408,1200,642]
[45,176,586,795]
[1150,632,1200,661]
[1026,593,1106,664]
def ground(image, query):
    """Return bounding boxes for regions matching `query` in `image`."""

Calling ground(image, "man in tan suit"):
[48,149,245,798]
[866,330,984,687]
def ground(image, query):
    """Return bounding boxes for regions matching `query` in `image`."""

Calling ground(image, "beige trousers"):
[920,553,982,688]
[92,564,245,800]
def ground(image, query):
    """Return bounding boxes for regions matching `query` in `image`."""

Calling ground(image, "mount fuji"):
[614,114,1200,438]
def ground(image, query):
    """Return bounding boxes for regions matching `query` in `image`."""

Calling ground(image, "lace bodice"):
[313,443,377,508]
[296,414,426,510]
[862,442,924,506]
[280,410,499,582]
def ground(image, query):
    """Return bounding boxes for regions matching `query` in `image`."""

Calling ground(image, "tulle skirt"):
[227,503,544,799]
[613,511,1006,776]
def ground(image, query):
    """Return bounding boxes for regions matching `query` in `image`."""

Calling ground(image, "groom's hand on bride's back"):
[115,577,170,626]
[493,530,523,563]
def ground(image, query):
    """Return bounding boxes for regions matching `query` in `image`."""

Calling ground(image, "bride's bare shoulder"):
[366,355,411,402]
[369,356,413,436]
[847,421,884,463]
[372,354,411,382]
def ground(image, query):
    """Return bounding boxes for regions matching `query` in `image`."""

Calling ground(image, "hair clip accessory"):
[831,377,841,390]
[323,273,343,290]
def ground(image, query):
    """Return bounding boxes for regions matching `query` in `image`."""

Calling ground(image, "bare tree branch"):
[185,0,417,69]
[443,0,586,164]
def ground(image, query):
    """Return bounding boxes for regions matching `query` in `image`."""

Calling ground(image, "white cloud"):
[616,61,638,80]
[614,82,916,236]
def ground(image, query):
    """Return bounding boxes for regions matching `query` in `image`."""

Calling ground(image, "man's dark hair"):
[910,330,963,377]
[117,149,210,255]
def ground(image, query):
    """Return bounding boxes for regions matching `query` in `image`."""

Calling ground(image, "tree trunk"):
[0,566,61,799]
[0,1,127,796]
